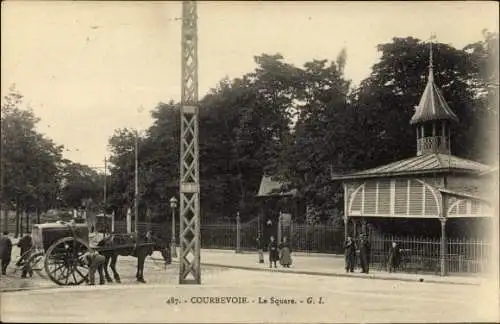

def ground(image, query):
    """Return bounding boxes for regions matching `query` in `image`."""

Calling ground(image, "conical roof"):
[410,44,459,125]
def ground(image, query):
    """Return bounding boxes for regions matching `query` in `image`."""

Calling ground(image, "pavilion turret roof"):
[410,40,459,125]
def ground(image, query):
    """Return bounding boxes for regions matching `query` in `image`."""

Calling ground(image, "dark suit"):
[268,241,279,267]
[359,238,371,273]
[388,245,401,272]
[344,239,356,272]
[17,235,34,277]
[0,236,13,275]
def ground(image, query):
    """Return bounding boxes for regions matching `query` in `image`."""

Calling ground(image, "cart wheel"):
[44,237,90,286]
[27,251,46,276]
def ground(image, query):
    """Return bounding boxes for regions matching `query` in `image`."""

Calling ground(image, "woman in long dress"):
[279,236,292,268]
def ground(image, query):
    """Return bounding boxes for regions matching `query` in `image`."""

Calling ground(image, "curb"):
[205,249,344,258]
[0,285,60,293]
[163,258,479,286]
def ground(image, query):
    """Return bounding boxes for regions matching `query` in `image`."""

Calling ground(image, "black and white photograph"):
[1,1,499,323]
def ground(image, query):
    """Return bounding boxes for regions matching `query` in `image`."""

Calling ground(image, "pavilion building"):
[332,41,495,276]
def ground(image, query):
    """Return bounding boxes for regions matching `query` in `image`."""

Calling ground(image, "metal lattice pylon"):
[179,1,201,284]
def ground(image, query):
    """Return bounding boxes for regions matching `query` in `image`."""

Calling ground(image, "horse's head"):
[148,233,171,265]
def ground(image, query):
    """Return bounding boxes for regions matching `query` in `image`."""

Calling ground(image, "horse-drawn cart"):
[23,221,159,286]
[28,222,92,285]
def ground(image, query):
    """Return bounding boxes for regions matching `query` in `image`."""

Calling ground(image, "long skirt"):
[280,247,292,266]
[269,250,279,262]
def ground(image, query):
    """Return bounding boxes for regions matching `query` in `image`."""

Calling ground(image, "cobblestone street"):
[1,248,498,323]
[2,266,496,323]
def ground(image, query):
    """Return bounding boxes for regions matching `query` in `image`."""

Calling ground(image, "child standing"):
[268,236,279,268]
[279,236,292,268]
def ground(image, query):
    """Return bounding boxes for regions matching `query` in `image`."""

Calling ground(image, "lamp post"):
[134,131,139,235]
[170,196,178,258]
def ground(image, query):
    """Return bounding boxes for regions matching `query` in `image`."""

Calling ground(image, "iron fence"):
[289,224,345,254]
[367,235,491,274]
[2,213,491,275]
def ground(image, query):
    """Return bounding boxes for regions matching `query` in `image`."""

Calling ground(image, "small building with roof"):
[332,41,496,276]
[256,175,300,244]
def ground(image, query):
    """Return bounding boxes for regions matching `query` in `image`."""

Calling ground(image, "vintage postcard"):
[1,1,499,323]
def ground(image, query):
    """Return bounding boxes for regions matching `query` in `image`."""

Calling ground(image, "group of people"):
[344,233,372,273]
[344,233,402,274]
[0,231,35,278]
[257,235,292,268]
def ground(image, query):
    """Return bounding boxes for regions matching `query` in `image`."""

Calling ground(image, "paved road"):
[0,247,484,292]
[0,250,184,291]
[2,267,497,323]
[196,249,484,285]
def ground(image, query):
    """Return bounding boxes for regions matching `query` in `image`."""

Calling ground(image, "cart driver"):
[79,248,106,285]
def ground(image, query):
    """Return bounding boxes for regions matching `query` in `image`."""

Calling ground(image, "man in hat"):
[0,231,13,276]
[16,233,34,278]
[344,235,356,273]
[388,241,401,273]
[358,233,371,274]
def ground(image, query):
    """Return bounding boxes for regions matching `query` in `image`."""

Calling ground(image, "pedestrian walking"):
[256,235,264,264]
[388,241,401,273]
[16,233,34,278]
[268,236,279,268]
[79,248,106,285]
[344,235,356,272]
[358,234,371,274]
[279,236,292,268]
[0,231,13,276]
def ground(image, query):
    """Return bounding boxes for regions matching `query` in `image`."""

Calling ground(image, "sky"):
[1,1,498,168]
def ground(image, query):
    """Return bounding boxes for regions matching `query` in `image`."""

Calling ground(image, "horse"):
[96,231,170,284]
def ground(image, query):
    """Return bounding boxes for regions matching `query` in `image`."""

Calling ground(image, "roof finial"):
[429,33,436,80]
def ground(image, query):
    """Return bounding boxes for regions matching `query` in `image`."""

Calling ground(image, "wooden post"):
[361,218,367,235]
[126,207,132,234]
[343,183,348,240]
[344,217,349,240]
[277,211,282,244]
[440,217,447,276]
[236,212,241,253]
[14,198,19,237]
[26,211,30,233]
[20,210,24,237]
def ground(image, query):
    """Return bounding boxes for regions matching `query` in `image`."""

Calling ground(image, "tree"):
[106,128,137,220]
[1,85,64,235]
[60,161,103,210]
[273,55,352,223]
[105,34,493,226]
[464,30,499,164]
[197,54,301,221]
[349,37,489,169]
[106,102,181,222]
[138,101,180,222]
